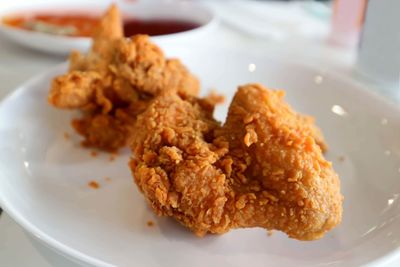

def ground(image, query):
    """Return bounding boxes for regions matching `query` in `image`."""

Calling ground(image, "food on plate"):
[48,5,200,151]
[63,132,70,140]
[88,180,100,189]
[48,4,342,240]
[130,84,342,240]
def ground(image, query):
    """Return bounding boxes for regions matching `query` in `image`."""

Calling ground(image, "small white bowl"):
[0,0,217,55]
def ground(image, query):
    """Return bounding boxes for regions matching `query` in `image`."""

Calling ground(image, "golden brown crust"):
[47,5,342,240]
[72,113,131,152]
[93,4,123,42]
[130,94,229,236]
[48,71,101,109]
[130,84,342,240]
[113,36,200,97]
[47,6,200,151]
[216,84,342,240]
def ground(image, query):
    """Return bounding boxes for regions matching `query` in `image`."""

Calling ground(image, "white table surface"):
[0,1,399,266]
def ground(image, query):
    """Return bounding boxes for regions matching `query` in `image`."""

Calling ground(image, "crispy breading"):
[130,94,228,236]
[48,71,101,109]
[48,5,200,151]
[215,84,342,240]
[130,84,342,240]
[47,4,342,240]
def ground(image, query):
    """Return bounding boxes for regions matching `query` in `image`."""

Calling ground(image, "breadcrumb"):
[109,154,116,162]
[63,132,70,140]
[88,180,100,189]
[147,220,154,227]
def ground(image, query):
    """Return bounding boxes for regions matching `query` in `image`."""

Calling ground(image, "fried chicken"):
[47,4,342,241]
[48,5,200,151]
[215,84,342,240]
[130,84,342,240]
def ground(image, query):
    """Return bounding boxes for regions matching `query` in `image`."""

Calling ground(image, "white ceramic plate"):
[1,45,400,267]
[0,0,216,55]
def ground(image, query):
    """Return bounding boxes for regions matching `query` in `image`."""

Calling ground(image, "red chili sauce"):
[3,14,98,37]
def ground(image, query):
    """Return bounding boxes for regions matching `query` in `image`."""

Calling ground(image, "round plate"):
[1,45,400,267]
[0,0,216,55]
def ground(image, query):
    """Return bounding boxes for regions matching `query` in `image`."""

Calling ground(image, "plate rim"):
[0,62,113,267]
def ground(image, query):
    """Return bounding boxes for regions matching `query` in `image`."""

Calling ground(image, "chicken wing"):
[215,84,342,240]
[47,4,342,240]
[130,84,342,240]
[48,5,200,151]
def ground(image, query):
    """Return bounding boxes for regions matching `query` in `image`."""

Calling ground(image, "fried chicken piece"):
[215,84,342,240]
[130,84,342,240]
[48,71,101,109]
[48,5,199,151]
[130,94,230,236]
[47,4,341,240]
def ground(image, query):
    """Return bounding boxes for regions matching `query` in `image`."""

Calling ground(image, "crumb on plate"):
[147,220,154,227]
[88,180,100,189]
[109,154,116,162]
[63,132,70,140]
[90,150,98,157]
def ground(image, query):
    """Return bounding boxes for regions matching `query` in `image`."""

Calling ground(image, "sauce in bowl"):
[123,19,200,37]
[3,14,98,37]
[2,13,201,37]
